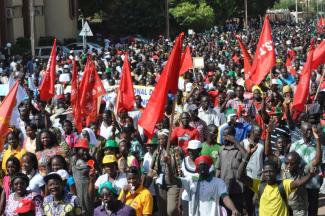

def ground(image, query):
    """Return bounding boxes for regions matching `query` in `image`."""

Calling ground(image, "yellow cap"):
[102,155,117,164]
[283,85,292,94]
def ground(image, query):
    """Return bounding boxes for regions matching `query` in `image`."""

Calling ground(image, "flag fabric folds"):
[311,40,325,70]
[39,38,57,101]
[179,45,193,75]
[71,60,82,132]
[115,52,135,113]
[292,43,315,112]
[79,58,106,126]
[250,16,276,85]
[236,35,253,90]
[138,33,184,138]
[0,81,19,150]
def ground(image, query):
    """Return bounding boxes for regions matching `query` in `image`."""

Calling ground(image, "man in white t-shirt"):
[176,155,239,216]
[95,154,127,193]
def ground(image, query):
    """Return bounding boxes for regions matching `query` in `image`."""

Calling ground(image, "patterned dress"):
[4,192,43,216]
[43,192,82,216]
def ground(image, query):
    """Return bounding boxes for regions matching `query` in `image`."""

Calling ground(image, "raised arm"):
[311,126,322,167]
[290,166,316,190]
[265,118,275,157]
[283,100,294,129]
[237,145,257,188]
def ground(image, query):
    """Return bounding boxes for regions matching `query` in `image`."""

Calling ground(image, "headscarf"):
[98,181,118,195]
[82,128,98,147]
[157,129,169,137]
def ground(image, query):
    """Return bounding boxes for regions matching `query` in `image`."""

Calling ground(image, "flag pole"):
[313,69,325,102]
[166,94,177,152]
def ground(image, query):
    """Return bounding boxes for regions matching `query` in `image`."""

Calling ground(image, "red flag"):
[71,60,82,132]
[236,36,253,90]
[0,81,19,150]
[179,45,193,75]
[250,16,276,85]
[39,39,57,101]
[311,40,325,70]
[79,58,106,125]
[115,53,135,113]
[138,33,184,137]
[286,49,297,76]
[317,17,325,33]
[292,43,315,112]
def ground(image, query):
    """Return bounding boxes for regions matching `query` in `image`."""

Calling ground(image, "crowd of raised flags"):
[0,16,323,216]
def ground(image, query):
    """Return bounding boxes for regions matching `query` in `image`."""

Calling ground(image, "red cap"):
[74,138,89,149]
[207,71,215,77]
[194,155,213,170]
[15,199,35,214]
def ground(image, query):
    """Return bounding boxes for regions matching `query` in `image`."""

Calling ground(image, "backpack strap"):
[277,181,288,205]
[258,181,267,205]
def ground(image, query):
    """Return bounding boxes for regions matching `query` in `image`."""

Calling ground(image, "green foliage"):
[11,37,31,55]
[169,1,214,31]
[38,36,57,46]
[79,0,279,36]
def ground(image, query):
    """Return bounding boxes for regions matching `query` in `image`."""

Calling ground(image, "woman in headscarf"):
[151,129,184,216]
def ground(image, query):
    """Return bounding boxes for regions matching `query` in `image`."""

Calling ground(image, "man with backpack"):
[237,145,316,216]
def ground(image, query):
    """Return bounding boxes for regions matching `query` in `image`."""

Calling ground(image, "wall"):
[43,0,77,42]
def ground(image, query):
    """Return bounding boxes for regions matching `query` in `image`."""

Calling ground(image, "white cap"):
[188,140,202,150]
[56,169,69,181]
[185,83,193,92]
[271,79,278,85]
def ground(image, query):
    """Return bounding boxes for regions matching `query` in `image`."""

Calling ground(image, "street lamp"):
[78,9,86,50]
[165,0,170,39]
[244,0,248,29]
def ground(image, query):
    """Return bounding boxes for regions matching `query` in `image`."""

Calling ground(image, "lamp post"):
[29,0,35,58]
[78,9,86,50]
[244,0,248,29]
[165,0,170,39]
[296,0,298,23]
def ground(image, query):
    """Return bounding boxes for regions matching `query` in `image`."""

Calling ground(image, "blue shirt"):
[219,122,251,145]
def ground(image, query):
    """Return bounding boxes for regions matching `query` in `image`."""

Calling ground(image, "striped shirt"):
[270,121,291,146]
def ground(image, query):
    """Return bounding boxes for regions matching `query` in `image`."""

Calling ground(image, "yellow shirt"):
[1,146,26,172]
[118,186,153,216]
[251,179,294,216]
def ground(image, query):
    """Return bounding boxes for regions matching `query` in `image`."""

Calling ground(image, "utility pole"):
[165,0,170,39]
[296,0,298,23]
[244,0,248,29]
[30,0,35,57]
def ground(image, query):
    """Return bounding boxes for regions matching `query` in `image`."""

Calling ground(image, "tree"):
[169,1,215,31]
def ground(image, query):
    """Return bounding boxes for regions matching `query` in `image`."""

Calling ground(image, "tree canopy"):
[79,0,279,37]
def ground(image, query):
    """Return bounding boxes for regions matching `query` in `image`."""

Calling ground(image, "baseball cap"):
[105,139,118,148]
[102,155,117,164]
[188,140,202,150]
[44,172,62,183]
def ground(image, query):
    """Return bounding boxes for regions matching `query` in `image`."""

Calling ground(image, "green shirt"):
[201,143,221,165]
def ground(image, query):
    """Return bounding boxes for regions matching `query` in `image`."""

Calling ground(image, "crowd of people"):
[0,17,323,216]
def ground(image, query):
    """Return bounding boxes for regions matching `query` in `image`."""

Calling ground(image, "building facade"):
[0,0,78,47]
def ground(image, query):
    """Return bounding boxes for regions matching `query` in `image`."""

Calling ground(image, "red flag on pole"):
[316,17,325,33]
[138,33,184,138]
[292,43,315,112]
[39,39,56,101]
[71,60,82,132]
[285,49,297,76]
[236,35,253,90]
[79,58,106,125]
[250,16,276,85]
[115,52,135,113]
[179,45,193,75]
[311,40,325,70]
[0,81,19,150]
